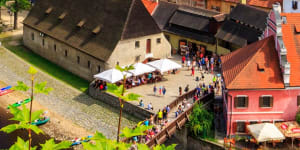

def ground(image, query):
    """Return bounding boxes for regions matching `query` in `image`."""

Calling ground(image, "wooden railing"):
[146,93,214,148]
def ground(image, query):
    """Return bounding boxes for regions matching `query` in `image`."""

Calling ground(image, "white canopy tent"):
[247,123,285,143]
[127,63,156,76]
[93,68,132,83]
[147,59,181,73]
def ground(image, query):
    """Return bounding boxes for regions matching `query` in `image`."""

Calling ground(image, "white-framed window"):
[234,95,248,108]
[259,95,273,108]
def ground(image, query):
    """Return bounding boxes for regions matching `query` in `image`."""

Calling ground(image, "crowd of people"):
[92,80,108,91]
[181,51,222,74]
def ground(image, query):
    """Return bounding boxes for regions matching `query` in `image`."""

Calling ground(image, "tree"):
[186,103,214,138]
[106,64,141,142]
[9,0,31,29]
[10,66,53,150]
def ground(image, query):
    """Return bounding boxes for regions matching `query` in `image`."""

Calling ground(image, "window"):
[146,39,151,53]
[54,44,56,51]
[64,50,68,57]
[249,121,258,125]
[236,122,246,133]
[259,96,273,108]
[97,65,101,73]
[42,39,45,46]
[87,60,91,68]
[234,96,248,108]
[31,33,34,40]
[77,56,80,64]
[292,0,298,10]
[156,38,161,44]
[135,41,140,48]
[297,95,300,106]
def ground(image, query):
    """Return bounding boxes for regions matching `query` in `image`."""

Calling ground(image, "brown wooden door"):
[146,39,151,53]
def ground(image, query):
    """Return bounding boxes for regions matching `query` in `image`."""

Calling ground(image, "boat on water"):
[31,117,50,126]
[7,98,32,109]
[0,89,13,96]
[71,135,93,146]
[0,85,12,91]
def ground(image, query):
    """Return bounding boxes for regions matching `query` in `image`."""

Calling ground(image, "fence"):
[146,93,214,147]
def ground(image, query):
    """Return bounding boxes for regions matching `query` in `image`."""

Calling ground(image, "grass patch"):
[2,39,89,92]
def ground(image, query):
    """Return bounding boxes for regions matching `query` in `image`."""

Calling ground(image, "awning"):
[93,69,132,83]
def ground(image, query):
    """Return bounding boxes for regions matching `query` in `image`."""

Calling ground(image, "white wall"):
[283,0,300,13]
[107,33,171,68]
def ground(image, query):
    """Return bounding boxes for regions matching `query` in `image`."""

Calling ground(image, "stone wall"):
[23,25,107,81]
[89,85,154,120]
[171,126,224,150]
[107,33,171,68]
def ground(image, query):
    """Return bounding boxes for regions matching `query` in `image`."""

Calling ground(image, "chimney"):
[273,2,291,87]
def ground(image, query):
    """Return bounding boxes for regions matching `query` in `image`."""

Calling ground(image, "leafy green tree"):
[7,0,31,29]
[10,66,52,150]
[120,125,153,138]
[106,64,141,142]
[40,139,71,150]
[187,103,213,138]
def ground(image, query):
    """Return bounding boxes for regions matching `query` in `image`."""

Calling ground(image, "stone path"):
[0,43,139,140]
[127,55,218,113]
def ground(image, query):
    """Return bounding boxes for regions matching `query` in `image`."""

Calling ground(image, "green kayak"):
[31,117,50,126]
[7,98,31,109]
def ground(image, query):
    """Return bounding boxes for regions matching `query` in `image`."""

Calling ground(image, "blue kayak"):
[0,86,12,91]
[71,135,92,146]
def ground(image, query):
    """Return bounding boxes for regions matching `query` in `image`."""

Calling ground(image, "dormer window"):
[257,64,265,72]
[45,7,52,15]
[58,12,67,20]
[92,25,101,35]
[77,20,85,28]
[292,0,298,10]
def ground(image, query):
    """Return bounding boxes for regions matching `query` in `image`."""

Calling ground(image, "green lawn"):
[2,40,89,92]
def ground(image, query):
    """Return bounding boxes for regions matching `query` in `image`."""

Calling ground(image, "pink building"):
[221,3,300,136]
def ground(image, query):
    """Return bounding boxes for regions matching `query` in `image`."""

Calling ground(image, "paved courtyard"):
[127,55,218,113]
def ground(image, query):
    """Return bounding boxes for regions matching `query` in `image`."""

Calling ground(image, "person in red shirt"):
[181,56,185,67]
[191,67,195,77]
[99,84,104,90]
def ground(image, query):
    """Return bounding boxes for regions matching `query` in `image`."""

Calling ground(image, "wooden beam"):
[185,113,190,121]
[176,121,181,130]
[155,138,160,145]
[166,129,171,138]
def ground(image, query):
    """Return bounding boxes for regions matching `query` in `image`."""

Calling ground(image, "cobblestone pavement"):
[127,55,219,113]
[0,46,139,139]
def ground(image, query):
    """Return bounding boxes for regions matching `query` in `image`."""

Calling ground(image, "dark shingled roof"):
[229,4,269,31]
[152,1,223,44]
[23,0,161,61]
[215,20,261,47]
[169,10,209,32]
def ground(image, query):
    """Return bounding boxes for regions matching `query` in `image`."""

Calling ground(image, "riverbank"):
[0,81,92,148]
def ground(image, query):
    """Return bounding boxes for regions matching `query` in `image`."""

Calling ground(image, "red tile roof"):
[221,36,284,90]
[281,13,300,87]
[141,0,158,14]
[248,0,282,9]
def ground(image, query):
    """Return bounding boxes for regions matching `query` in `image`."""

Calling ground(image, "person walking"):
[163,108,168,121]
[162,86,166,96]
[184,84,189,93]
[187,58,191,70]
[157,109,163,124]
[191,67,195,77]
[179,86,182,96]
[153,85,157,96]
[159,86,162,95]
[181,55,185,67]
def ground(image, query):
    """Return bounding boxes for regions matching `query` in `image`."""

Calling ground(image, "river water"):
[0,107,51,149]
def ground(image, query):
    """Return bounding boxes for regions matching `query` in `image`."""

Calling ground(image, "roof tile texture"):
[221,36,284,89]
[281,13,300,87]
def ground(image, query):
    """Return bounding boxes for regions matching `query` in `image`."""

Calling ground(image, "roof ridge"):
[227,38,269,88]
[121,0,135,40]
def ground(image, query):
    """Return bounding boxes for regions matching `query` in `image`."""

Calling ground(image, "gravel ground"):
[0,46,139,139]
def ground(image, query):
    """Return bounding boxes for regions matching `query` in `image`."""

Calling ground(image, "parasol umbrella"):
[93,68,132,83]
[247,123,285,143]
[147,59,181,73]
[127,63,156,76]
